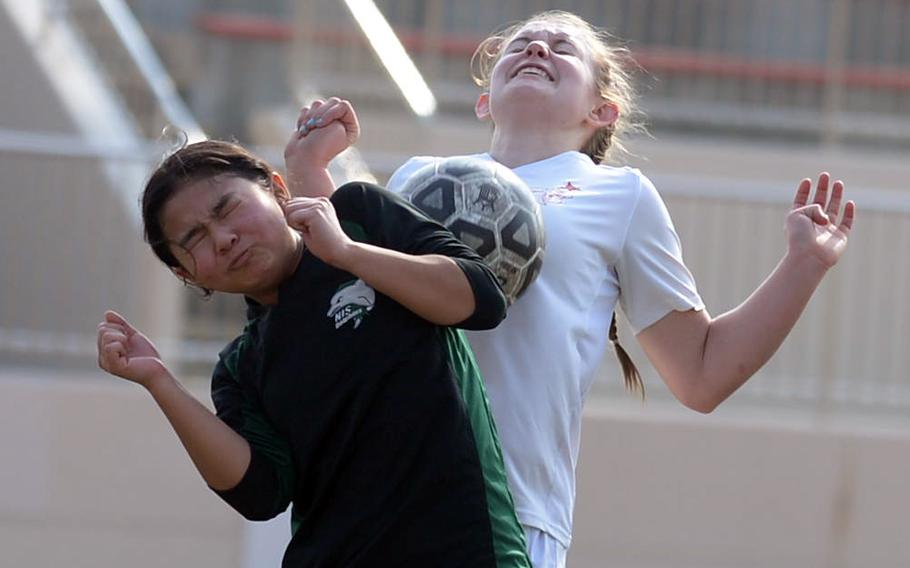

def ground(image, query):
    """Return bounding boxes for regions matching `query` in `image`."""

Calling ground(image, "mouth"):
[228,248,251,271]
[510,63,554,82]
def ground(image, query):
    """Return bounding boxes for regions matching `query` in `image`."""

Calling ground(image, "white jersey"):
[388,151,704,547]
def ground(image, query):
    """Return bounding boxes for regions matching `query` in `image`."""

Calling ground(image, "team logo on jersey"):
[327,279,375,329]
[532,181,582,205]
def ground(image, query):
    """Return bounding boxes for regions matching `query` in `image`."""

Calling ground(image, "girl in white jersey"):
[385,10,856,568]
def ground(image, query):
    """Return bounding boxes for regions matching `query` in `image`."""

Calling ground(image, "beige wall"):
[0,371,244,568]
[570,398,910,567]
[2,370,908,568]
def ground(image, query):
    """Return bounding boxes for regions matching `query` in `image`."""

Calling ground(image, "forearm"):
[642,250,828,412]
[287,166,335,199]
[698,251,827,408]
[145,371,251,491]
[336,242,476,325]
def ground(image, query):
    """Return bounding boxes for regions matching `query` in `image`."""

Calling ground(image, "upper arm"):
[334,182,507,328]
[616,174,703,334]
[636,308,714,410]
[614,174,709,407]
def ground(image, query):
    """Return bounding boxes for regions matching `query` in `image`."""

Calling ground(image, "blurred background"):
[1,0,909,566]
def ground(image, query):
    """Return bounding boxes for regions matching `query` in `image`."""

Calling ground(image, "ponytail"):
[609,314,644,398]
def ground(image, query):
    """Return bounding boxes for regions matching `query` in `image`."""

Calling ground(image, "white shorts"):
[524,526,568,568]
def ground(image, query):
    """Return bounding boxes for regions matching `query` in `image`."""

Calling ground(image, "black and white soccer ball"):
[399,157,545,304]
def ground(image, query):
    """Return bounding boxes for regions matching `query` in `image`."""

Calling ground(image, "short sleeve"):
[616,174,704,334]
[331,182,507,330]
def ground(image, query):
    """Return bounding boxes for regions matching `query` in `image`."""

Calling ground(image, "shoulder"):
[587,165,664,210]
[590,164,650,190]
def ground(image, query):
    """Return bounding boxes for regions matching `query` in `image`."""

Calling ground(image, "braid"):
[609,314,644,398]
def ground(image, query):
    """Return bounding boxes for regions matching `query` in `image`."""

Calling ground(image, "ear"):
[271,171,291,201]
[586,100,619,129]
[474,92,492,122]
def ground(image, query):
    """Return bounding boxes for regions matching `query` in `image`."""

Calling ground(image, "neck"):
[487,120,588,169]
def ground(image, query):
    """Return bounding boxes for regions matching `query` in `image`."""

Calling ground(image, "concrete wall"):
[0,371,244,568]
[2,369,908,568]
[569,399,910,567]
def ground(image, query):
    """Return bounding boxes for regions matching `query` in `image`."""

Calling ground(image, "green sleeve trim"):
[440,328,530,568]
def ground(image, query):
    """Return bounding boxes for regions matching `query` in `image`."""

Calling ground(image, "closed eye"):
[505,38,529,53]
[183,228,208,251]
[219,201,240,221]
[213,195,238,219]
[552,40,577,54]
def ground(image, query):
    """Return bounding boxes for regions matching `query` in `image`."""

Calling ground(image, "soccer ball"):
[399,157,545,304]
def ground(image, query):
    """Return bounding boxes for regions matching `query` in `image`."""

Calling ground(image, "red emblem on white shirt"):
[534,181,582,205]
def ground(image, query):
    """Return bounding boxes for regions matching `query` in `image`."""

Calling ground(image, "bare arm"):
[282,98,486,325]
[284,198,476,325]
[637,173,855,413]
[97,311,250,490]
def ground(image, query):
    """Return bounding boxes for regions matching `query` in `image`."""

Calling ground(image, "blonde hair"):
[471,10,645,166]
[472,11,645,396]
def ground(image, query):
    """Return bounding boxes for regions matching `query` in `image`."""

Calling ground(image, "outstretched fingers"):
[792,178,812,209]
[793,172,835,211]
[824,179,844,220]
[837,200,856,234]
[811,172,830,207]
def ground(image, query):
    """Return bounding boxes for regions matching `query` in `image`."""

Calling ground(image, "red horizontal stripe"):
[194,13,910,91]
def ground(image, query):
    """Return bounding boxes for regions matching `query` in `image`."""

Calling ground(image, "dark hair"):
[141,140,280,293]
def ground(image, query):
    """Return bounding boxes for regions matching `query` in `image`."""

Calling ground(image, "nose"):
[524,40,550,58]
[212,224,237,253]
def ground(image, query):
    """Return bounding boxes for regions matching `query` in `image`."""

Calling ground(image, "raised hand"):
[283,197,353,268]
[96,311,168,387]
[786,172,856,269]
[284,97,360,174]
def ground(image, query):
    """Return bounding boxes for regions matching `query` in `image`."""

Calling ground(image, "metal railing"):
[2,134,909,411]
[67,0,204,141]
[598,171,910,414]
[279,0,910,143]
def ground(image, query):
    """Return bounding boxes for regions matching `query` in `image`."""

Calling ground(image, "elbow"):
[475,293,508,329]
[683,395,719,415]
[236,506,286,522]
[671,380,722,414]
[216,492,289,522]
[458,294,507,330]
